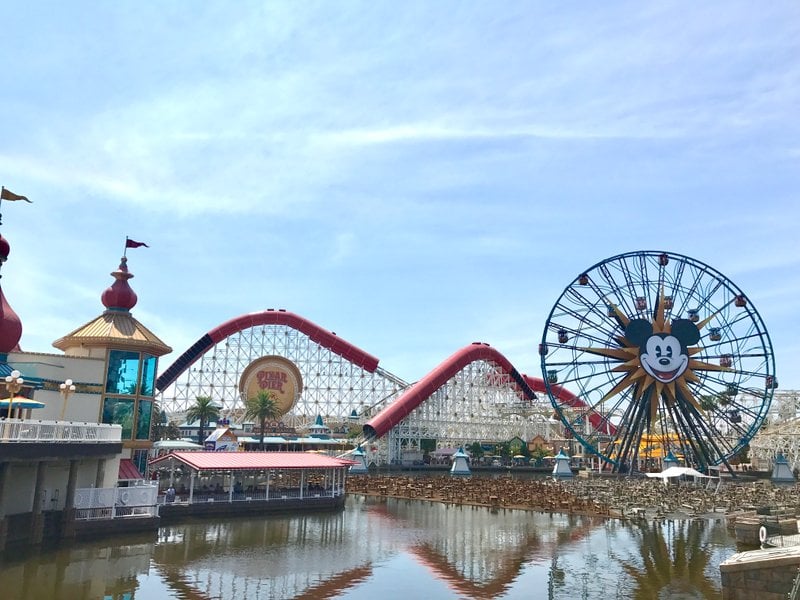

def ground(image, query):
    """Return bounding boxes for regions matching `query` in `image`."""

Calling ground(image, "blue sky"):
[1,2,798,390]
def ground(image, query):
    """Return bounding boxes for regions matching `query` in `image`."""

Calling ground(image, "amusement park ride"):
[157,250,778,475]
[540,250,775,474]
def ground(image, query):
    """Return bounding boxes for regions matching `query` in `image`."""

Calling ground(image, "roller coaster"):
[156,309,571,465]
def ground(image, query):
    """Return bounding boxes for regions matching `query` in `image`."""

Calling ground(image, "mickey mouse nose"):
[659,358,670,366]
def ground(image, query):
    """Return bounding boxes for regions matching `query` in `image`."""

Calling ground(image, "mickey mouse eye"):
[666,346,673,358]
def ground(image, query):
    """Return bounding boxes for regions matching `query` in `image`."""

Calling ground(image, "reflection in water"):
[620,520,720,600]
[0,533,153,600]
[0,496,737,599]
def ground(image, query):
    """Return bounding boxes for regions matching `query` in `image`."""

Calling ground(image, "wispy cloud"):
[1,1,799,389]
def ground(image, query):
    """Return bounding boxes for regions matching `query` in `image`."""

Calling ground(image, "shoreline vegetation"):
[346,473,800,521]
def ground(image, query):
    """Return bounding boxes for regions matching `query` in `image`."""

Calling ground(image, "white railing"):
[74,483,159,520]
[159,484,346,505]
[0,419,122,443]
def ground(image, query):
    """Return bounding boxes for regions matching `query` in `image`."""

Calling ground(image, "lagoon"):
[0,495,739,599]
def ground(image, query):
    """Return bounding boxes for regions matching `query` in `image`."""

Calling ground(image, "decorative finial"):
[101,256,138,311]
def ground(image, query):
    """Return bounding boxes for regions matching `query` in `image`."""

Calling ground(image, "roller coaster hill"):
[155,309,575,467]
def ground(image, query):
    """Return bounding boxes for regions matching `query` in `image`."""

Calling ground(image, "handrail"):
[0,419,122,443]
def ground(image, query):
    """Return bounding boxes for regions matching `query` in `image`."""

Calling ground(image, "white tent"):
[645,466,710,480]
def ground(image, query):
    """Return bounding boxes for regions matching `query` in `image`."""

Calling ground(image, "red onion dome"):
[0,287,22,353]
[101,257,138,311]
[0,234,9,262]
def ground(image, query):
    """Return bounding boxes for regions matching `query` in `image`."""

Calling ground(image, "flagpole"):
[124,236,129,258]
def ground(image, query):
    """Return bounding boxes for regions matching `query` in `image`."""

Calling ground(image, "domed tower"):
[0,231,23,357]
[53,256,171,464]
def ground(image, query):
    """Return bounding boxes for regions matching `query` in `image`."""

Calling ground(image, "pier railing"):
[74,483,159,520]
[0,419,122,443]
[158,484,345,505]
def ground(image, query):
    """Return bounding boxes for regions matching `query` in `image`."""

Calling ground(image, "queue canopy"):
[645,466,710,480]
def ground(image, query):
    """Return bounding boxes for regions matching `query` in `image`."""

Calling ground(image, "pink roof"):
[150,451,355,471]
[118,458,144,480]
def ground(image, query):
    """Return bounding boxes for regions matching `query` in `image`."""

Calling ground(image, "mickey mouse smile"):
[625,318,701,385]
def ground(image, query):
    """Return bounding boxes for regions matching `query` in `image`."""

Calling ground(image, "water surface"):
[0,495,739,599]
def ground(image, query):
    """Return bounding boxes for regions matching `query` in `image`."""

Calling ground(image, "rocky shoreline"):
[346,473,800,521]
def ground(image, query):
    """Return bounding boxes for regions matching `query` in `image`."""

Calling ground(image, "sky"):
[0,2,798,391]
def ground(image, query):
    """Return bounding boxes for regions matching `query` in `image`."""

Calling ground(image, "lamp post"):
[5,369,24,419]
[59,379,76,421]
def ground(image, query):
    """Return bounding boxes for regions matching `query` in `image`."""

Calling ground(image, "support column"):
[0,463,9,552]
[95,459,106,489]
[300,470,305,499]
[31,461,47,546]
[189,472,195,504]
[228,471,233,504]
[61,460,79,540]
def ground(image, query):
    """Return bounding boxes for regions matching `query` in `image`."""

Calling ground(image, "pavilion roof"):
[149,451,355,471]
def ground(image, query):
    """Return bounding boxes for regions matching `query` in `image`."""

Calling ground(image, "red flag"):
[125,238,149,248]
[1,187,31,203]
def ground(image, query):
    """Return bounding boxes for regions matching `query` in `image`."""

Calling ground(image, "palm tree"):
[244,390,281,450]
[150,402,168,441]
[185,395,220,444]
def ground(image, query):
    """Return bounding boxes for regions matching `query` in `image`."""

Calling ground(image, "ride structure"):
[540,250,776,474]
[157,312,561,464]
[156,310,407,430]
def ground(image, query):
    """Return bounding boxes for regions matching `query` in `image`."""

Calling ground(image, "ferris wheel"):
[540,250,776,474]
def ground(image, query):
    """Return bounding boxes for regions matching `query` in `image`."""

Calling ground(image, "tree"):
[244,390,281,450]
[150,403,168,441]
[185,396,220,444]
[467,442,484,459]
[529,446,549,467]
[164,421,182,440]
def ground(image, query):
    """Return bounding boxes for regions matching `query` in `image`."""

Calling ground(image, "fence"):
[0,419,122,443]
[74,483,159,520]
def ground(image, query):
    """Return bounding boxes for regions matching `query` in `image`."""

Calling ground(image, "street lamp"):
[5,369,24,419]
[59,379,76,420]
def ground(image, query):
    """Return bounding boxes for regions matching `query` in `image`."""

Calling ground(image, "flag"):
[0,187,31,203]
[125,238,149,249]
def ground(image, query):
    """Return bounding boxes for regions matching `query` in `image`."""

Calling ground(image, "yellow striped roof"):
[52,309,172,356]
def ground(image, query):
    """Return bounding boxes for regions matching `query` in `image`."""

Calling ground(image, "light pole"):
[5,369,24,419]
[59,379,76,420]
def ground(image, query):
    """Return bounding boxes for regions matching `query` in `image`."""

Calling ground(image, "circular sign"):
[239,356,303,417]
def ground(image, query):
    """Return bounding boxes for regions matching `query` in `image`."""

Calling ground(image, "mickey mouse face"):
[625,318,701,384]
[640,334,688,383]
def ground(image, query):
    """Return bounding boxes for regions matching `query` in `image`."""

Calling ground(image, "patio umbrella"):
[0,397,45,410]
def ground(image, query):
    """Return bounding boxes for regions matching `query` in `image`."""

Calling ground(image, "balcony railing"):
[0,419,122,443]
[74,483,159,520]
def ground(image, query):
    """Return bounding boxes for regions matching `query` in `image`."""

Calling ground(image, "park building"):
[0,231,171,550]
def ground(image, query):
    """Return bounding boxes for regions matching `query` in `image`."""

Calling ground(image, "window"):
[102,397,135,439]
[106,350,140,395]
[132,449,148,475]
[136,400,153,440]
[140,354,157,397]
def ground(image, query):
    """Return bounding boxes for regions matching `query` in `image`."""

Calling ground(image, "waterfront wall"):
[159,494,345,522]
[721,546,800,600]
